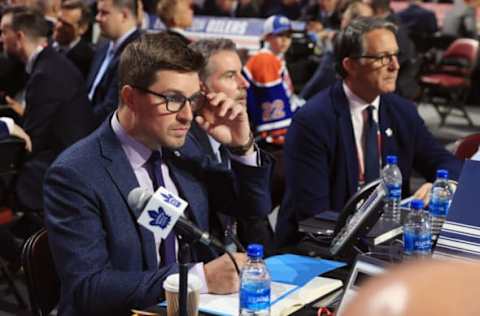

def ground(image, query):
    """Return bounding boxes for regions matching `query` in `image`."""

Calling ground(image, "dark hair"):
[334,16,397,78]
[61,0,92,28]
[189,38,237,81]
[119,32,205,92]
[370,0,391,13]
[3,6,49,39]
[111,0,138,14]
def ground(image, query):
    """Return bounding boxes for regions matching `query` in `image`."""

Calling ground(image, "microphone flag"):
[137,186,188,239]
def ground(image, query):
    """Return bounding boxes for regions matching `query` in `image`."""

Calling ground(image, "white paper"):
[198,277,343,316]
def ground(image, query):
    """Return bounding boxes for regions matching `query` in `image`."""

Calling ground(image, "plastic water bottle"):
[381,155,402,222]
[239,244,271,316]
[429,169,453,240]
[403,199,432,257]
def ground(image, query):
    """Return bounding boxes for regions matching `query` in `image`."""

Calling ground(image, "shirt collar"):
[26,45,46,74]
[111,27,137,54]
[53,38,81,52]
[111,111,162,169]
[170,27,188,37]
[343,81,380,113]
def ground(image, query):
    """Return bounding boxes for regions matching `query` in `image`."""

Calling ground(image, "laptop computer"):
[335,254,387,316]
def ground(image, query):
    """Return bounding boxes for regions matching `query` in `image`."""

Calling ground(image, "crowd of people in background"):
[0,0,475,314]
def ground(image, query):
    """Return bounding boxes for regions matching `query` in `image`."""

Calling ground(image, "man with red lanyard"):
[275,17,462,247]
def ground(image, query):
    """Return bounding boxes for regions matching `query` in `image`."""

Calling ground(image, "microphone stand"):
[178,236,190,316]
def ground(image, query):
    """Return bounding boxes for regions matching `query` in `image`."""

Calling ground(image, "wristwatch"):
[227,132,255,155]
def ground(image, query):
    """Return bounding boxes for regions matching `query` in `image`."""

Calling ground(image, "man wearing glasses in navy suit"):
[276,17,462,248]
[44,32,273,316]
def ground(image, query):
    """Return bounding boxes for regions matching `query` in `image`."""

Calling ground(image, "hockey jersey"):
[243,49,296,145]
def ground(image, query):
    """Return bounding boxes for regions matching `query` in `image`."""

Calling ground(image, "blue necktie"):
[88,44,115,100]
[147,151,176,267]
[364,106,380,183]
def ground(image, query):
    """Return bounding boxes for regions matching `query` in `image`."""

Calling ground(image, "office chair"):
[453,133,480,160]
[0,136,26,308]
[22,228,60,316]
[419,38,479,126]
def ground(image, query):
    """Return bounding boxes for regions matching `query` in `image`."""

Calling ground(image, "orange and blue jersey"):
[243,49,295,145]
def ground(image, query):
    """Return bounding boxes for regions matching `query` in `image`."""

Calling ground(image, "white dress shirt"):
[0,117,13,134]
[343,82,380,181]
[471,146,480,161]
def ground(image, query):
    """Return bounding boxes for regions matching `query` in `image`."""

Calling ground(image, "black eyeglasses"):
[354,52,400,66]
[133,86,207,113]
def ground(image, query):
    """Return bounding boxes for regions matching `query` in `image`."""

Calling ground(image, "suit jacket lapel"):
[164,149,209,230]
[378,97,398,165]
[334,82,359,195]
[98,120,157,269]
[86,43,109,89]
[189,122,216,160]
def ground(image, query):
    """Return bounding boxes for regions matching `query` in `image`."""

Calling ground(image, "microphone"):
[128,187,225,251]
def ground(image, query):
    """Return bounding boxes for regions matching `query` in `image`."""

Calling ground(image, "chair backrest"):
[0,136,25,176]
[454,133,480,160]
[440,38,480,76]
[22,228,60,316]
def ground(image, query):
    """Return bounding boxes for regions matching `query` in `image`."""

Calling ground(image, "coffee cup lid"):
[163,273,202,293]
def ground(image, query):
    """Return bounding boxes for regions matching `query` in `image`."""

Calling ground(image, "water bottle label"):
[240,285,271,311]
[403,229,432,253]
[387,184,401,200]
[429,199,450,217]
[414,233,432,251]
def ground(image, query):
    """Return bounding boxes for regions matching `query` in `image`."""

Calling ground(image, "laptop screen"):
[335,255,386,316]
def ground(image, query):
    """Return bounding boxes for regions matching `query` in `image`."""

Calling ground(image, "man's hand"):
[413,182,433,206]
[11,123,32,152]
[5,96,25,116]
[204,252,247,294]
[195,92,252,153]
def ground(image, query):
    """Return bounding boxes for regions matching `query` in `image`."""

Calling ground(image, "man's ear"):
[78,23,88,36]
[16,30,25,43]
[342,57,356,77]
[120,85,136,110]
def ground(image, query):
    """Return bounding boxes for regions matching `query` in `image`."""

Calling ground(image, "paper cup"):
[163,273,202,316]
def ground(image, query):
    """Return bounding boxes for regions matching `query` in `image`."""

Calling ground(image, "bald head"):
[342,259,480,316]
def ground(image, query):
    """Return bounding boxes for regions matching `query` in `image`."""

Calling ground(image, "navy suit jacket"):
[0,120,8,139]
[188,122,275,254]
[44,117,273,316]
[276,81,463,246]
[16,46,94,211]
[65,39,94,79]
[86,29,141,126]
[397,4,438,35]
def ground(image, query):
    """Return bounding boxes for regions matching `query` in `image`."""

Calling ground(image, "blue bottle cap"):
[436,169,448,179]
[247,244,264,258]
[411,199,424,210]
[386,155,398,164]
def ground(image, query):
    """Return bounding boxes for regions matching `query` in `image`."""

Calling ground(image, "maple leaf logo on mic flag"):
[148,207,171,229]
